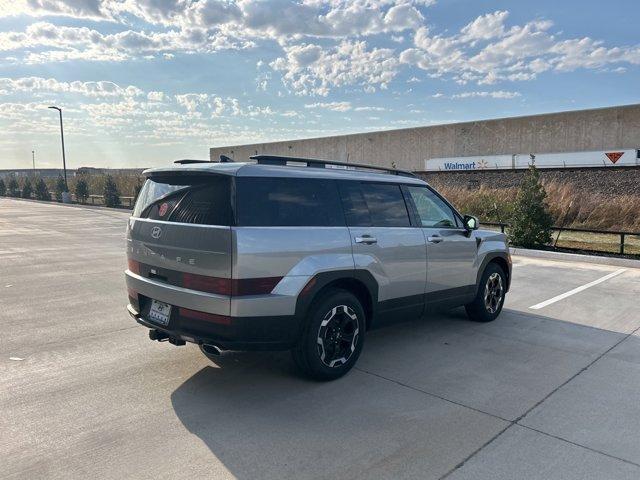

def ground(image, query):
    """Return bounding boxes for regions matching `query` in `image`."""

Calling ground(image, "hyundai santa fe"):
[125,155,511,380]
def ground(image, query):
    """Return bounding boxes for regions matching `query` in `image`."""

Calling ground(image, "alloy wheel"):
[316,305,359,368]
[484,272,504,314]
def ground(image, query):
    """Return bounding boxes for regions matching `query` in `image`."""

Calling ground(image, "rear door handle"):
[355,235,377,245]
[427,235,443,244]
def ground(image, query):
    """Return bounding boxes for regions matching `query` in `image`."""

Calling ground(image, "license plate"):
[148,299,171,326]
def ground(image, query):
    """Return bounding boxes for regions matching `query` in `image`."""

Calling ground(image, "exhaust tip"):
[201,343,222,356]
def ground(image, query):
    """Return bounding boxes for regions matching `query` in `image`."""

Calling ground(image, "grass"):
[552,230,640,255]
[431,178,640,257]
[431,179,640,233]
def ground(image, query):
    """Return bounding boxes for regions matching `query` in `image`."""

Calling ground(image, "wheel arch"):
[476,252,511,293]
[295,270,378,331]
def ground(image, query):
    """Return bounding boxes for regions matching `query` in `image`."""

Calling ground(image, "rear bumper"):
[125,268,306,350]
[127,303,298,351]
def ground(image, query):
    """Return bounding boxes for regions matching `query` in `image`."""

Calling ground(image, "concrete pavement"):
[1,198,640,479]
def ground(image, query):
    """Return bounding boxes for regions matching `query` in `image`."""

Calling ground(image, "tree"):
[75,178,89,204]
[21,178,33,199]
[103,175,120,208]
[7,174,19,197]
[55,175,67,201]
[35,178,51,201]
[509,165,554,248]
[133,177,143,202]
[0,178,5,196]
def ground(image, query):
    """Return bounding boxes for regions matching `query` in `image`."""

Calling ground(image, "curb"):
[510,247,640,269]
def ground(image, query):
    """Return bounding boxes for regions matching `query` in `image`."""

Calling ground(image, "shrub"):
[103,175,121,207]
[7,175,19,197]
[21,178,33,199]
[75,178,89,203]
[509,165,554,248]
[54,175,67,201]
[35,178,52,201]
[0,178,5,196]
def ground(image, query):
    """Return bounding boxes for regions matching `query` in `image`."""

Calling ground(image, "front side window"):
[406,186,458,228]
[236,177,344,227]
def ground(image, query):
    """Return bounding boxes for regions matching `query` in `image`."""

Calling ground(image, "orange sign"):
[605,151,624,164]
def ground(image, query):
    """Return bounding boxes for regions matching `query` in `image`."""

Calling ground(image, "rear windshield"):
[133,174,232,226]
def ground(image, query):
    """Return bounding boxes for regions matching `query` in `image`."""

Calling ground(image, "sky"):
[0,0,639,170]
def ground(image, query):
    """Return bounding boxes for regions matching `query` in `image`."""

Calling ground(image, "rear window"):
[133,175,232,226]
[236,177,344,227]
[339,181,410,227]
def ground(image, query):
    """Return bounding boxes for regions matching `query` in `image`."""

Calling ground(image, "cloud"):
[0,76,144,97]
[1,2,639,101]
[399,12,640,85]
[0,20,255,63]
[175,92,276,117]
[271,40,400,95]
[451,90,521,99]
[354,106,387,111]
[459,10,509,43]
[3,0,111,20]
[304,101,352,111]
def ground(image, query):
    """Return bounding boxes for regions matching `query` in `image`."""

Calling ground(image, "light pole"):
[48,106,68,190]
[32,150,35,176]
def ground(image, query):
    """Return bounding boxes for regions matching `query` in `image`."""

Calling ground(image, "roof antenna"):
[219,154,234,163]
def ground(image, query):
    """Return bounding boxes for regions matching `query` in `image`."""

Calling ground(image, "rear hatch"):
[126,172,233,317]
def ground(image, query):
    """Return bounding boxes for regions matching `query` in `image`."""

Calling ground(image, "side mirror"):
[463,215,479,231]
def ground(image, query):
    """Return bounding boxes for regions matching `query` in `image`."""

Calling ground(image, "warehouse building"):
[209,104,640,173]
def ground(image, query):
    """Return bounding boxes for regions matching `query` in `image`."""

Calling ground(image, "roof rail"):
[249,155,417,178]
[174,159,211,165]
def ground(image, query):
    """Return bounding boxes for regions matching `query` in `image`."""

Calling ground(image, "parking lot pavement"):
[1,198,640,480]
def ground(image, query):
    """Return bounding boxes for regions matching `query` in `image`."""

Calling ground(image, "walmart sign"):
[425,149,640,171]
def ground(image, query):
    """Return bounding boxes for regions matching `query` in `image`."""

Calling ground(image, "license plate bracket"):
[148,299,171,326]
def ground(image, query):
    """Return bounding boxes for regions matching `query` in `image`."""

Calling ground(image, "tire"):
[465,262,506,323]
[292,288,366,381]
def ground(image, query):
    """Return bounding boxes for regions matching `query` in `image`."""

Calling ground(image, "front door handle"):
[427,235,443,244]
[355,235,377,245]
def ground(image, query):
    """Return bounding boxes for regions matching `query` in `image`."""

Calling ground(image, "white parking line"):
[529,268,627,310]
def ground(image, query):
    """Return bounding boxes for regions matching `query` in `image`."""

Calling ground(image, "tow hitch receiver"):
[149,329,186,346]
[149,329,169,342]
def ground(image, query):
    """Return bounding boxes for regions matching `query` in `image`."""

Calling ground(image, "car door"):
[403,185,478,304]
[339,181,426,324]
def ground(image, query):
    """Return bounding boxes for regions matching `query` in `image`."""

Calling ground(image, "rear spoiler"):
[174,155,233,165]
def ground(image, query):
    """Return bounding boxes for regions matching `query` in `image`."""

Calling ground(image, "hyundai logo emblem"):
[151,226,162,239]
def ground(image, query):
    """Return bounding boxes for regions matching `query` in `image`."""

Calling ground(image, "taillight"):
[127,258,140,275]
[178,307,231,325]
[232,277,283,296]
[182,272,232,295]
[182,273,282,296]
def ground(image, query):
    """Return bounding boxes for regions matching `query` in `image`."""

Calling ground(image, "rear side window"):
[338,182,371,226]
[340,181,410,227]
[236,177,344,227]
[133,175,232,226]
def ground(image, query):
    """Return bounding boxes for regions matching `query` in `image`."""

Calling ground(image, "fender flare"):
[475,252,511,293]
[294,269,379,329]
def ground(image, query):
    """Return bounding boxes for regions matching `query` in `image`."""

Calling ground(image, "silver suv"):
[125,155,511,380]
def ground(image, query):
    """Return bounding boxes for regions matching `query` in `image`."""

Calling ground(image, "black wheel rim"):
[316,305,359,368]
[484,272,504,314]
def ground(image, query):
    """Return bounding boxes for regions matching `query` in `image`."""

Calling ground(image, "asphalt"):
[2,198,640,480]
